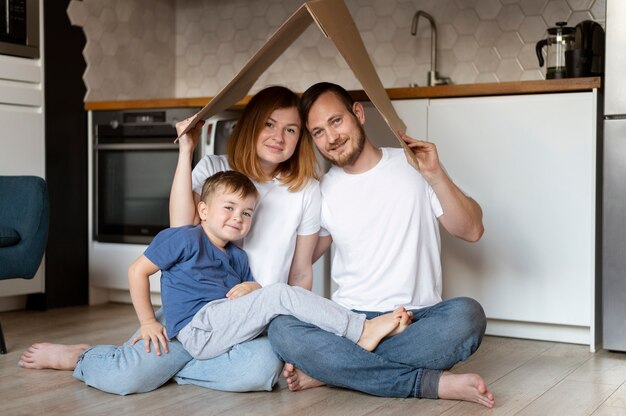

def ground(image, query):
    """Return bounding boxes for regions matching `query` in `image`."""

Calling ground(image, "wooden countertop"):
[85,77,602,111]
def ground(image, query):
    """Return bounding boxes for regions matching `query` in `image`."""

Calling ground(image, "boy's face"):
[198,187,256,249]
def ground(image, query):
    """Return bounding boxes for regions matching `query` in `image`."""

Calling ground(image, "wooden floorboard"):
[2,303,626,415]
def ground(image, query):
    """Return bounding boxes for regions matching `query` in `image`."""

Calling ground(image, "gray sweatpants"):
[177,283,366,360]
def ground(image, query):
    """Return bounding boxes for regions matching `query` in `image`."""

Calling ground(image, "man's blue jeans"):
[73,309,283,395]
[267,297,486,398]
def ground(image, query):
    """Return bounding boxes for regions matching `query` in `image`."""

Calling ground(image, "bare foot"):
[438,371,495,408]
[18,343,91,370]
[357,307,409,351]
[388,309,413,336]
[282,362,325,392]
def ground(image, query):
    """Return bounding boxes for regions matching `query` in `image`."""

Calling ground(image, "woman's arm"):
[169,119,204,227]
[313,235,332,263]
[287,233,319,290]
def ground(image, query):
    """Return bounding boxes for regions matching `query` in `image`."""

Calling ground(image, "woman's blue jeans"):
[72,309,283,395]
[267,297,486,398]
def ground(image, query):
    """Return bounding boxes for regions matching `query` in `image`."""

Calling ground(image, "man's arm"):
[399,131,484,242]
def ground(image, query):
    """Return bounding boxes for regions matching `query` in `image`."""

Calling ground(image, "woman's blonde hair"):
[226,86,319,191]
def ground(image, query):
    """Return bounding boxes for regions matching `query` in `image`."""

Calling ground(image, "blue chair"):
[0,176,49,354]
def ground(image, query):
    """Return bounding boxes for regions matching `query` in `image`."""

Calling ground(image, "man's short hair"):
[200,170,259,203]
[299,82,355,121]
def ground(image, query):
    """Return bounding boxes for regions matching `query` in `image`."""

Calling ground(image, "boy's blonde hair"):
[200,171,259,203]
[226,86,319,192]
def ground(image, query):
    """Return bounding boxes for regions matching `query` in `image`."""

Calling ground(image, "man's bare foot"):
[283,362,326,392]
[438,371,495,408]
[18,343,91,370]
[357,307,410,351]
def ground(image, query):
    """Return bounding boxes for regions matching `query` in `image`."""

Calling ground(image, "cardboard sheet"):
[179,0,413,159]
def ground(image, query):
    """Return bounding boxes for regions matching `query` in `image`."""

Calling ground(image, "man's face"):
[306,92,366,168]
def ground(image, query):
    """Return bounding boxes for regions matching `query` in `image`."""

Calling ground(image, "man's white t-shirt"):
[320,147,444,312]
[192,155,321,287]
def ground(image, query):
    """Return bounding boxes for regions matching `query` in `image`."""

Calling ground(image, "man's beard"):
[321,124,366,168]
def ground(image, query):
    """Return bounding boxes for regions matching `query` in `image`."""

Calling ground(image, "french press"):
[536,22,575,79]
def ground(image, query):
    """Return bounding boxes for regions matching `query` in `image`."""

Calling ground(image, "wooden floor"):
[2,304,626,416]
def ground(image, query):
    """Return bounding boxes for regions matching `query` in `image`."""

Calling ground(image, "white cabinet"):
[423,93,598,346]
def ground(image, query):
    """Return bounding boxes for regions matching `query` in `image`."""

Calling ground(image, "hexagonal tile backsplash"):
[68,0,606,101]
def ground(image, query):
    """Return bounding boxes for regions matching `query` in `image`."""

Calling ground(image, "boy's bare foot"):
[283,362,325,391]
[438,371,495,408]
[18,343,91,370]
[389,309,413,336]
[357,307,409,351]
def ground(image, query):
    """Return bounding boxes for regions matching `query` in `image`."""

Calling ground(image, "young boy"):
[129,170,410,360]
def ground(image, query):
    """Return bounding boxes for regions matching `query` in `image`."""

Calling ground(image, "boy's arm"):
[128,254,170,355]
[226,281,261,299]
[226,253,261,299]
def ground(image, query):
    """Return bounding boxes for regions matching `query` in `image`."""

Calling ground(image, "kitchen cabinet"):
[418,92,598,348]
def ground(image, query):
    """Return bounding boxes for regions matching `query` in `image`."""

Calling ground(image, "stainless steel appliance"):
[202,110,241,157]
[603,0,626,351]
[93,108,202,244]
[0,0,39,58]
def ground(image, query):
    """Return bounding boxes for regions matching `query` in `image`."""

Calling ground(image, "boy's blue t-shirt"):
[144,224,255,338]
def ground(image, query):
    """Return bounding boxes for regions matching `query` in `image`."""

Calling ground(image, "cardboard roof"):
[180,0,410,155]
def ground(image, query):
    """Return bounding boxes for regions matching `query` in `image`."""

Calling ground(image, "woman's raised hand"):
[175,117,205,154]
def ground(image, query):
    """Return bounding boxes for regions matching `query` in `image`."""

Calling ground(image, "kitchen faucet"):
[411,11,452,86]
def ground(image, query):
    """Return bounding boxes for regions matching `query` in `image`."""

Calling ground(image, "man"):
[267,82,495,408]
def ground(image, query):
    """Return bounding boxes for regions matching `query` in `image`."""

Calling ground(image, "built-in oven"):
[0,0,39,59]
[93,108,203,244]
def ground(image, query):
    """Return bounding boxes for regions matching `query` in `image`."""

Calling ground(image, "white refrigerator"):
[602,0,626,351]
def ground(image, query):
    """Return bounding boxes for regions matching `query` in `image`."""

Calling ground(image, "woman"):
[171,85,320,290]
[18,86,321,395]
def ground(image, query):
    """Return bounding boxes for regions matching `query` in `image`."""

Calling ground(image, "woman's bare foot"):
[283,362,325,392]
[18,343,91,370]
[357,307,410,351]
[438,371,495,408]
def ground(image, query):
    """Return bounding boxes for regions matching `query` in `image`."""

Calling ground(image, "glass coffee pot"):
[536,22,575,79]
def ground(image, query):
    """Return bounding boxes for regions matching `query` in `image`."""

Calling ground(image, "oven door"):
[95,143,179,244]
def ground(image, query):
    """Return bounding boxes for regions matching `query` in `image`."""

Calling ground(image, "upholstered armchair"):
[0,176,49,354]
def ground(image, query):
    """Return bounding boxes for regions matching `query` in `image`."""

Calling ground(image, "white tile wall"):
[68,0,606,101]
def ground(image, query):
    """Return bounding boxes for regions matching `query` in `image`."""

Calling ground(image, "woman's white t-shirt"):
[192,154,321,286]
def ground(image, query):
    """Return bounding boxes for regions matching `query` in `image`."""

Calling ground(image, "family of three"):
[19,82,495,408]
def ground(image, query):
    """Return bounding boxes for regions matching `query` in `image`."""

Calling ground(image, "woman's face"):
[255,106,302,176]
